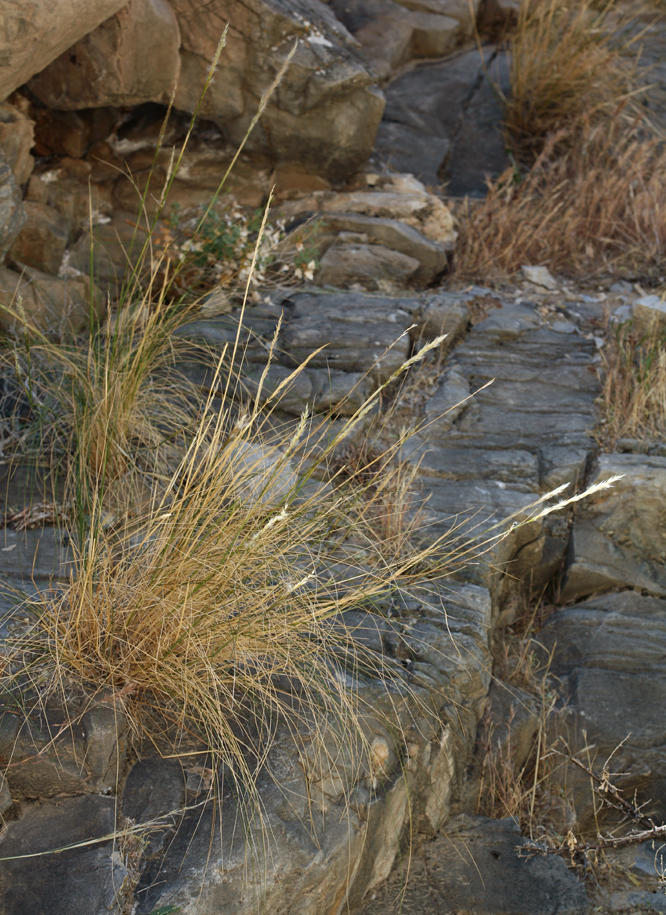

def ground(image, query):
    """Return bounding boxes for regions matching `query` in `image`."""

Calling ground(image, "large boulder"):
[28,0,181,110]
[0,0,129,101]
[169,0,385,179]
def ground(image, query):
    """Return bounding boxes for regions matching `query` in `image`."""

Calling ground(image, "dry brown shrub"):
[501,0,641,164]
[453,118,666,280]
[453,0,666,281]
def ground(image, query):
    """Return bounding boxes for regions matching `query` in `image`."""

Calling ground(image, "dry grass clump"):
[501,0,640,164]
[0,336,455,789]
[476,597,574,842]
[596,315,666,448]
[454,116,666,280]
[454,0,666,280]
[4,293,202,526]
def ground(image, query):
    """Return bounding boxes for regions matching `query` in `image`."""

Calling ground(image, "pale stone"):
[521,264,558,290]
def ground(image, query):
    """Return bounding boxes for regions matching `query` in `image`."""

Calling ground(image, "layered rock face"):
[25,0,385,180]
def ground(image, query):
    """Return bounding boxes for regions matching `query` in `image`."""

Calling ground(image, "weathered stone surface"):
[540,591,666,825]
[8,201,68,275]
[354,815,589,915]
[374,47,509,193]
[29,0,181,110]
[0,0,129,101]
[0,265,104,334]
[404,294,599,596]
[0,152,26,260]
[0,102,34,186]
[169,0,385,180]
[321,212,449,285]
[129,581,492,915]
[318,241,420,290]
[282,290,415,378]
[561,454,666,602]
[0,794,127,915]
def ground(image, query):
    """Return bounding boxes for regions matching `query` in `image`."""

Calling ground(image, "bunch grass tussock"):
[454,0,666,280]
[596,315,666,448]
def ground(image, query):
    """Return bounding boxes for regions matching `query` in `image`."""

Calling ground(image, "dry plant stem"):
[454,0,665,280]
[523,741,666,858]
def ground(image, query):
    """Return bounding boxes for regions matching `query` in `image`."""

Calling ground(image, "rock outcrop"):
[0,0,130,101]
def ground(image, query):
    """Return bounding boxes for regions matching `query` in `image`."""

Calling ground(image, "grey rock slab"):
[354,815,588,915]
[0,794,127,915]
[404,438,540,485]
[539,591,666,824]
[561,454,666,602]
[373,47,508,193]
[282,291,414,379]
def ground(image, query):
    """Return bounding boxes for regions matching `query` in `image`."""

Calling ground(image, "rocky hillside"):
[1,2,666,915]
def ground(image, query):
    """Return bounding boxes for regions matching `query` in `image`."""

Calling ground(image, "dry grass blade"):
[503,0,642,164]
[596,316,666,448]
[453,118,666,280]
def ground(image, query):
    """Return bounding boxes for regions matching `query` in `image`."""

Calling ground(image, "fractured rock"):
[374,47,509,193]
[561,454,666,602]
[8,201,68,276]
[0,0,129,101]
[29,0,181,110]
[168,0,385,180]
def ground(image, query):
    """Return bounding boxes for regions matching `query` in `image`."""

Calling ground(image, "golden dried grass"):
[596,315,666,447]
[454,0,666,280]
